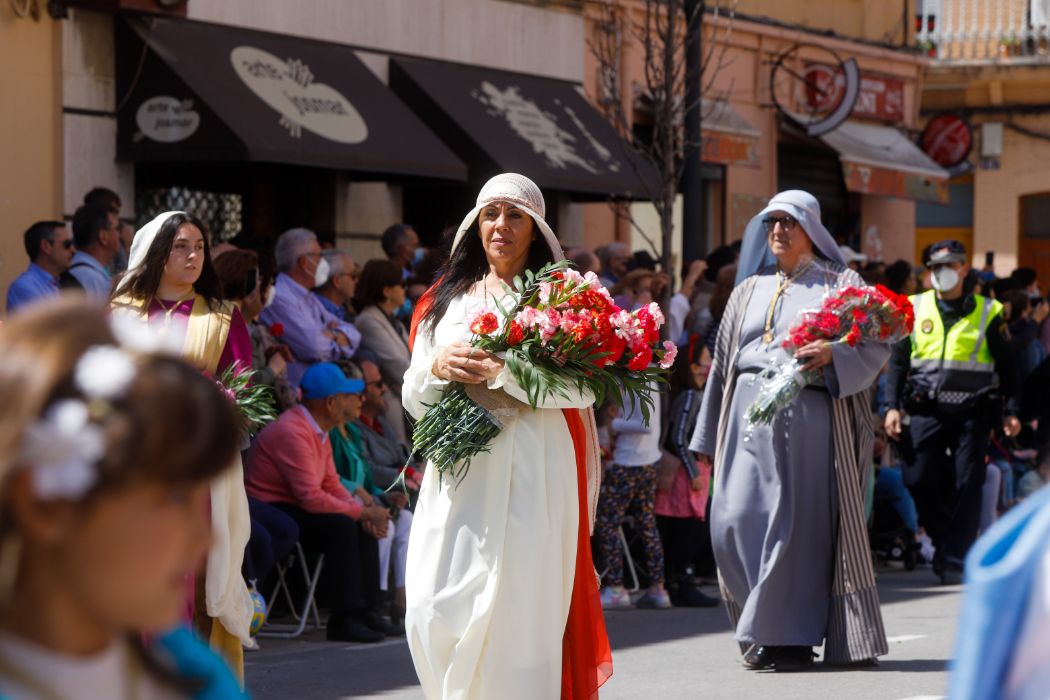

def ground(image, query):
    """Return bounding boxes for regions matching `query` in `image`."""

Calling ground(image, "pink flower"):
[659,341,678,369]
[562,267,586,287]
[515,306,543,330]
[538,281,554,305]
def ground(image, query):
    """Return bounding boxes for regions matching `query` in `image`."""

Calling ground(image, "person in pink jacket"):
[245,362,398,643]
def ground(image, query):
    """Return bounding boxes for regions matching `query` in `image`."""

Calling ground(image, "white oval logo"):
[230,45,367,144]
[136,96,200,143]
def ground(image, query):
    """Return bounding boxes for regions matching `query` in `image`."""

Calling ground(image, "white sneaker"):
[600,585,632,610]
[917,533,935,563]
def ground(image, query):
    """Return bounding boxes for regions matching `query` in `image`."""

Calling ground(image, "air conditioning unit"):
[61,0,187,16]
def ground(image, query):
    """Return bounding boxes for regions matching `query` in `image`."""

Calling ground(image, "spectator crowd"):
[5,187,1050,688]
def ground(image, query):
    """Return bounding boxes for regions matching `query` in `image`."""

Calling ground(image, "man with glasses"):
[353,360,415,491]
[314,249,358,322]
[69,203,121,301]
[261,227,362,387]
[5,221,75,313]
[884,239,1020,585]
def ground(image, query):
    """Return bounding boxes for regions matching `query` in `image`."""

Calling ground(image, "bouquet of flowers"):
[413,260,676,482]
[745,284,914,426]
[213,362,278,436]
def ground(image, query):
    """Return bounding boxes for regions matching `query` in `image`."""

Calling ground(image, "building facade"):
[0,5,63,308]
[61,0,607,267]
[917,0,1050,284]
[581,0,938,270]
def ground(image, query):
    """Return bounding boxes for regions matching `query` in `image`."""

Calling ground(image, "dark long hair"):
[420,217,556,340]
[354,258,404,308]
[113,212,223,306]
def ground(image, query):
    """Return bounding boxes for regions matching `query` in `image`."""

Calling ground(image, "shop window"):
[1022,193,1050,239]
[136,187,244,243]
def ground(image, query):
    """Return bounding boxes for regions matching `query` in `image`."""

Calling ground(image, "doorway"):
[1019,193,1050,289]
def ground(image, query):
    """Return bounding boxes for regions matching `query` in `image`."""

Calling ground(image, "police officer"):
[884,240,1020,585]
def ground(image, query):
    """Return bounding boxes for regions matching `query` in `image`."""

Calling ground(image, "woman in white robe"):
[403,173,612,700]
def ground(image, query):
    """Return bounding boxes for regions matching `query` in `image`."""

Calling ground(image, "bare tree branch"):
[586,0,736,303]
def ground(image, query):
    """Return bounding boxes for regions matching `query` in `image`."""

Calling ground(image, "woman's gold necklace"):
[153,290,195,327]
[762,258,813,344]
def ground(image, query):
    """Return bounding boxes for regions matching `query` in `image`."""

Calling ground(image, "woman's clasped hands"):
[431,342,505,384]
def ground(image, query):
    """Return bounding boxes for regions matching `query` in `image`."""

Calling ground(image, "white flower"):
[20,400,105,500]
[74,346,137,400]
[109,314,182,355]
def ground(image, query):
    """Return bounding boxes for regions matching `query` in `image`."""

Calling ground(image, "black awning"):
[115,17,466,181]
[389,57,657,198]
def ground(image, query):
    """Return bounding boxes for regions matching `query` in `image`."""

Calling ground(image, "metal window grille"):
[135,187,243,243]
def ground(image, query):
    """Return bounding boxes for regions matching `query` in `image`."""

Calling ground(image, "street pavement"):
[246,567,961,700]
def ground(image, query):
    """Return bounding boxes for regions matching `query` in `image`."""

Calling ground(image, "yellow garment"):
[111,293,253,678]
[209,622,245,686]
[910,289,999,367]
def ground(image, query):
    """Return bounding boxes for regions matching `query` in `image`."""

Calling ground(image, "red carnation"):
[627,345,653,371]
[270,323,285,338]
[470,312,499,336]
[844,324,862,347]
[506,320,525,346]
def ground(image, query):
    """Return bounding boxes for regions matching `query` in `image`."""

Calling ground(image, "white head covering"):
[451,173,564,261]
[734,190,846,285]
[114,210,186,294]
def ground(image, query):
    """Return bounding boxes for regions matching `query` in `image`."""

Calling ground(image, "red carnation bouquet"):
[745,284,914,426]
[413,260,676,481]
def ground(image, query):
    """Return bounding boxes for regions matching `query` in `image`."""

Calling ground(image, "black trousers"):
[904,413,991,563]
[270,503,380,617]
[245,496,300,584]
[656,515,703,581]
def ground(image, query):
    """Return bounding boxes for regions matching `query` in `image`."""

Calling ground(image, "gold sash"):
[110,294,235,374]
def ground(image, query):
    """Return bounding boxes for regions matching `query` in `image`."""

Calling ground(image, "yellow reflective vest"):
[907,289,1001,407]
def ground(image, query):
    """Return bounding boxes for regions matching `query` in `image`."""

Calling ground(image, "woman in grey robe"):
[690,190,890,670]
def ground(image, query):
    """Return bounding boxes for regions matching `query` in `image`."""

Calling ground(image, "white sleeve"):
[401,321,451,420]
[669,292,689,346]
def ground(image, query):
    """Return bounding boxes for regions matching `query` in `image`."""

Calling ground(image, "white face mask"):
[931,267,960,293]
[264,284,276,308]
[313,257,330,289]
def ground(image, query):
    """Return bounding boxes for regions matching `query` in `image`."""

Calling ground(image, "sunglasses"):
[60,239,74,250]
[761,215,798,233]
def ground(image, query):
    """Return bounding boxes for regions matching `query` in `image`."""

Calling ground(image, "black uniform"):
[884,293,1019,571]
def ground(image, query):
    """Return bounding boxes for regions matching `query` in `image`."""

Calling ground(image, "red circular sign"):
[920,113,973,168]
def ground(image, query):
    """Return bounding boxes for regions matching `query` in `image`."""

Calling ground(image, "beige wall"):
[971,114,1050,275]
[62,10,133,219]
[188,0,585,82]
[0,9,62,312]
[734,0,913,45]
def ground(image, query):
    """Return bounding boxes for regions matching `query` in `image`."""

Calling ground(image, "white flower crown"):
[17,326,143,501]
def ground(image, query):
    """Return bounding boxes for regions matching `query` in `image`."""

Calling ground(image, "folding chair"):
[597,525,642,592]
[259,542,325,639]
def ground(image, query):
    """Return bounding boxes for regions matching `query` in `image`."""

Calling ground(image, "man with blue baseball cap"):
[246,362,399,642]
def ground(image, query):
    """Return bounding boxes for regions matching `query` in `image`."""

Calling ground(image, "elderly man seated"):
[245,362,399,642]
[260,228,361,386]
